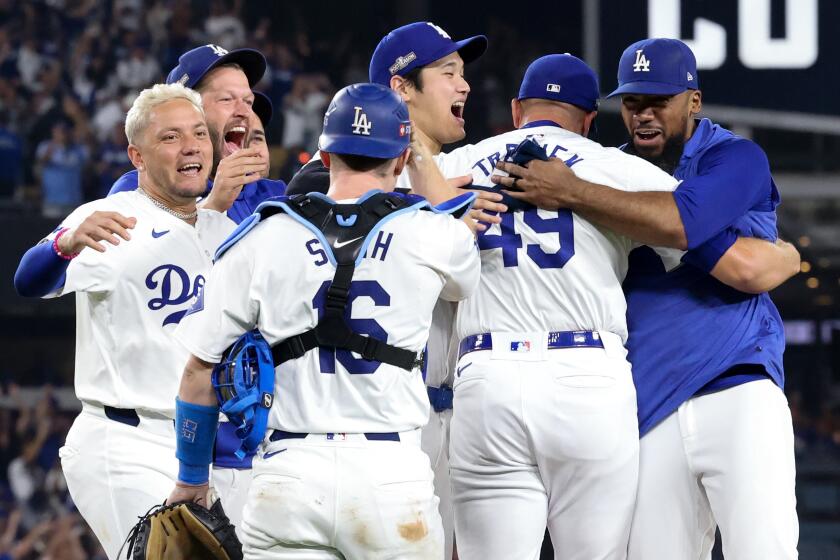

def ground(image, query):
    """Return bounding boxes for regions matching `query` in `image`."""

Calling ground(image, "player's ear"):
[390,75,412,102]
[511,98,522,128]
[582,111,598,136]
[321,152,331,169]
[393,149,410,176]
[127,144,145,171]
[690,90,702,116]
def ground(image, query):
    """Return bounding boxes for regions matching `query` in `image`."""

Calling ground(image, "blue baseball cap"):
[319,83,411,159]
[166,44,266,90]
[369,22,487,86]
[252,91,272,126]
[517,54,600,112]
[608,38,699,98]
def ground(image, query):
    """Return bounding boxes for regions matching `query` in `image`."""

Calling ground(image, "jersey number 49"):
[478,208,575,268]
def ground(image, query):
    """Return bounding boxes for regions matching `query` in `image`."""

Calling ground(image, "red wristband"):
[53,228,79,260]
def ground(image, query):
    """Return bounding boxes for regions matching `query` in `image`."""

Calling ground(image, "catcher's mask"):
[212,330,275,458]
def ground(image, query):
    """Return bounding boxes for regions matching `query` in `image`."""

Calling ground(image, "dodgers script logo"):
[145,265,205,326]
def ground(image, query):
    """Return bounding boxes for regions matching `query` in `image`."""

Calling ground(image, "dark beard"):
[624,132,686,175]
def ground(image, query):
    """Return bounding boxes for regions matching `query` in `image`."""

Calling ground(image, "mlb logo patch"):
[399,123,411,137]
[327,433,347,441]
[510,341,531,352]
[546,83,562,93]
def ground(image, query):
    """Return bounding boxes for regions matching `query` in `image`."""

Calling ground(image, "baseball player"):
[423,53,686,560]
[167,82,480,559]
[286,23,494,559]
[106,44,285,529]
[493,39,799,559]
[13,83,236,559]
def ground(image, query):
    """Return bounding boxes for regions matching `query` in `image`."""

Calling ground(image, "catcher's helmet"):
[318,83,411,159]
[212,330,275,459]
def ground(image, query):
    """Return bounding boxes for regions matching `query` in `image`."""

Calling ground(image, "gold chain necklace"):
[137,187,198,220]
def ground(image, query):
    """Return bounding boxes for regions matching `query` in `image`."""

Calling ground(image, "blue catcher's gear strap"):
[271,191,426,372]
[212,331,275,459]
[175,398,220,485]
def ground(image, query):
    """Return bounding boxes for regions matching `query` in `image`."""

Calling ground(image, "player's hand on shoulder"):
[467,189,506,232]
[493,158,579,210]
[167,482,211,508]
[60,211,136,255]
[202,147,267,212]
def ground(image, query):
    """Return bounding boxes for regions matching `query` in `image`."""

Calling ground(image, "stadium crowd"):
[0,0,547,217]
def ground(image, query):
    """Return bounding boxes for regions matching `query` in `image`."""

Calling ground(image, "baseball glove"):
[122,499,242,560]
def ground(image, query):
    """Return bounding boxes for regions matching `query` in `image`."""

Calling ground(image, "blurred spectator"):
[145,1,173,52]
[35,122,88,218]
[115,45,160,90]
[95,122,131,198]
[205,0,246,49]
[0,111,21,198]
[114,0,144,33]
[281,73,330,153]
[92,89,131,143]
[16,37,41,85]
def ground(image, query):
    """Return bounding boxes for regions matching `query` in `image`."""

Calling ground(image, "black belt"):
[269,430,400,442]
[104,406,140,427]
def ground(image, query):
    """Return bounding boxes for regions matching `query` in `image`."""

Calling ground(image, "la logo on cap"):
[206,44,229,57]
[351,106,372,136]
[633,49,651,72]
[426,22,451,39]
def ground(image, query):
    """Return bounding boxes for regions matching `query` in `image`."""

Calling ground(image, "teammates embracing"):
[14,22,800,560]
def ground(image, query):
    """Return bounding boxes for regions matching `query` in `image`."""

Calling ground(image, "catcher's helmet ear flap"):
[318,83,411,160]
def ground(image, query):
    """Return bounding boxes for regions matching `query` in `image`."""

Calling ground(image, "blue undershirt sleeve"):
[673,140,773,250]
[14,240,69,297]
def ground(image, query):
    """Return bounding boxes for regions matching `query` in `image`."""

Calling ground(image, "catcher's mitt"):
[122,499,242,560]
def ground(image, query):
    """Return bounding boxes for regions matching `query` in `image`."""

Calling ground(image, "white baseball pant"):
[241,430,443,559]
[59,404,178,560]
[450,333,639,560]
[211,465,254,539]
[421,408,454,559]
[628,378,798,560]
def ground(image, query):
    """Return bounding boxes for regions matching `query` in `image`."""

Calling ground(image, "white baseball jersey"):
[44,191,235,417]
[176,198,480,434]
[435,124,683,342]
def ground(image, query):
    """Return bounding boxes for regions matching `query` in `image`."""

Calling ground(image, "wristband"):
[52,228,79,260]
[175,398,219,485]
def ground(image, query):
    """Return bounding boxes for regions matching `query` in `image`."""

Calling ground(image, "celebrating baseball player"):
[494,39,800,559]
[167,82,480,559]
[424,53,686,560]
[107,44,286,530]
[286,22,494,559]
[13,83,236,559]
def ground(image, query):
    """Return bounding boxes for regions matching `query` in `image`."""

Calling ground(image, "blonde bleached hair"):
[124,83,205,145]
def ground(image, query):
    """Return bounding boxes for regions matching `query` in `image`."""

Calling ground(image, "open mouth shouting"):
[177,162,203,178]
[633,127,663,147]
[451,100,465,125]
[223,123,248,156]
